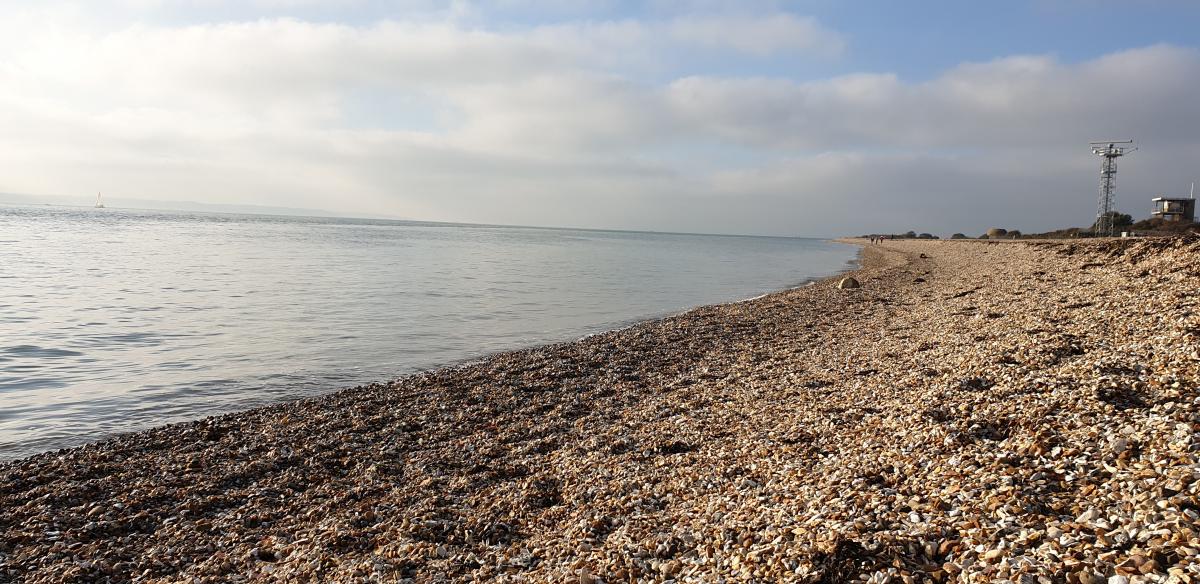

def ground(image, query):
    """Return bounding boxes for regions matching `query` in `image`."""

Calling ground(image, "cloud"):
[666,45,1200,152]
[0,6,1197,237]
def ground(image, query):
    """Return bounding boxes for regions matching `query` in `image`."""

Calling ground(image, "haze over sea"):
[0,205,854,460]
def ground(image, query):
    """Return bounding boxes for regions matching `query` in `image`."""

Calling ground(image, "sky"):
[1,0,1198,236]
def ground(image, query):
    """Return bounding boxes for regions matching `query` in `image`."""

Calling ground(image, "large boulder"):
[838,277,861,289]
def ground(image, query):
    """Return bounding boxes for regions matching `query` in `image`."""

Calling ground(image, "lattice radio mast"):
[1090,140,1135,236]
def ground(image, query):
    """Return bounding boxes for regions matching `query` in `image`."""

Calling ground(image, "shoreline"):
[0,238,859,464]
[2,237,1197,582]
[570,242,860,349]
[0,251,857,466]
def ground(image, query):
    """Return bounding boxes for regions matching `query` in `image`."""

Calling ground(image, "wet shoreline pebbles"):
[2,237,1198,583]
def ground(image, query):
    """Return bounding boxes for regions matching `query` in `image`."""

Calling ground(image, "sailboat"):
[94,192,105,208]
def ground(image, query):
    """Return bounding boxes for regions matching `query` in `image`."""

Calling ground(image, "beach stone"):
[1109,437,1129,456]
[5,237,1200,583]
[838,277,861,289]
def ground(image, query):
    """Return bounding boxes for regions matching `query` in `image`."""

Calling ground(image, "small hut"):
[1151,197,1196,223]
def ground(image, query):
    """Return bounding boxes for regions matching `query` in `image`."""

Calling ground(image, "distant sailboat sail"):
[95,192,105,208]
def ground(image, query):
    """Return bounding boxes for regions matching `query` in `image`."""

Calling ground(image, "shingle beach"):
[2,237,1198,583]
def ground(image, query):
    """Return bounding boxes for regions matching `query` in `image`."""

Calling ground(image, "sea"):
[0,204,855,461]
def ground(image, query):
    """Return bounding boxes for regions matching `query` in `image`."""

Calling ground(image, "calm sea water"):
[0,205,854,460]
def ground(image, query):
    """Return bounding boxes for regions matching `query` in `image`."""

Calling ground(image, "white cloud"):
[0,6,1197,236]
[666,45,1200,152]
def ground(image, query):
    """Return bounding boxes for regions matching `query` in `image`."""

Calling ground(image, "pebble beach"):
[2,236,1198,583]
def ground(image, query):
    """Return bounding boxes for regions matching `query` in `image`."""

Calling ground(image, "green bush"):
[1130,217,1196,232]
[1093,212,1133,230]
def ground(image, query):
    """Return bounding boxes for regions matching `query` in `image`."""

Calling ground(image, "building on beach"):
[1151,197,1196,222]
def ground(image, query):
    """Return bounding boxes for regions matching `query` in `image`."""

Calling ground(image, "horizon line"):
[0,196,829,242]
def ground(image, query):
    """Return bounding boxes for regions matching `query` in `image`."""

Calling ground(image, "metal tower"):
[1090,140,1135,236]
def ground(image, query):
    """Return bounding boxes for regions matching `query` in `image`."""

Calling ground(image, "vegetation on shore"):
[862,211,1196,241]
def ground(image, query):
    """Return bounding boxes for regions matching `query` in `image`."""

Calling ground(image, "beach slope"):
[2,237,1198,583]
